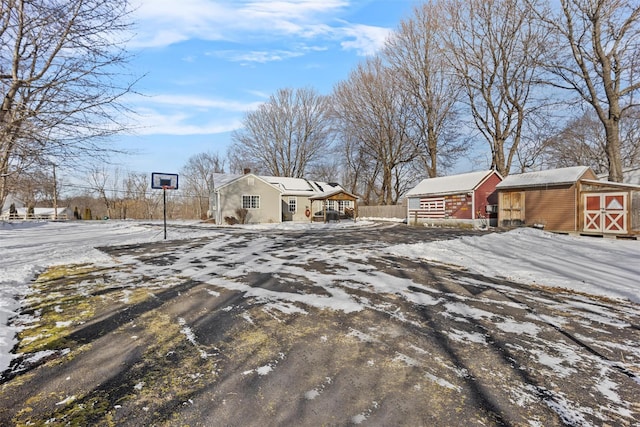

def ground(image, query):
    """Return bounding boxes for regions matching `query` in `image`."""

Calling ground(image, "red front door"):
[583,193,627,234]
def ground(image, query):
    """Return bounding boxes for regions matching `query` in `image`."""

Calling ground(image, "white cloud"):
[337,23,392,56]
[122,93,263,136]
[130,0,391,56]
[212,49,305,64]
[146,94,262,112]
[131,108,244,136]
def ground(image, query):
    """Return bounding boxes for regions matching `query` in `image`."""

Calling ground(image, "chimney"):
[243,168,251,175]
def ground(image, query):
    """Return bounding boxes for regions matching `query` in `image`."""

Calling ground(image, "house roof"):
[406,170,500,197]
[263,176,342,196]
[496,166,592,189]
[215,173,346,197]
[211,173,241,187]
[1,194,26,211]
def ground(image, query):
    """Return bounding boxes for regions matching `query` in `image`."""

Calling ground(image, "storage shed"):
[406,170,503,227]
[496,166,640,236]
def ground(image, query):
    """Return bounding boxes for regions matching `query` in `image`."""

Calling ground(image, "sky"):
[105,0,417,178]
[1,219,639,376]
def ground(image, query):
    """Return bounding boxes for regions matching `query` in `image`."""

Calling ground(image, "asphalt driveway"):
[1,222,638,426]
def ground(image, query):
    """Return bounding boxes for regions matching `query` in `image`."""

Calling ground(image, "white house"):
[211,173,357,224]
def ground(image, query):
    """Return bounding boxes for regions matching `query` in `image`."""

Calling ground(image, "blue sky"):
[113,0,417,176]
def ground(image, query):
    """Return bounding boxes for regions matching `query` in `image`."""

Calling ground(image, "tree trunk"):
[604,120,623,182]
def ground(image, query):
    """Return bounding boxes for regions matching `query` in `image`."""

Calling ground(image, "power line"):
[61,183,210,200]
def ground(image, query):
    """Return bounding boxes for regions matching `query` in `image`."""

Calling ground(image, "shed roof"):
[496,166,592,189]
[406,170,499,197]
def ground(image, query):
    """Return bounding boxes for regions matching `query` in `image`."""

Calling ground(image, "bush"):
[235,208,248,224]
[224,216,238,225]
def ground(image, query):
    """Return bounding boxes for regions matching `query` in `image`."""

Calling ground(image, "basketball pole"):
[152,173,178,240]
[163,187,167,240]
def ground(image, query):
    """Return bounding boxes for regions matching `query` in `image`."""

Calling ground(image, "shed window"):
[242,195,260,209]
[288,197,297,213]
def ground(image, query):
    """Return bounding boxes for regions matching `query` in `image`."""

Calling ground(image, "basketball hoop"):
[151,172,179,190]
[151,173,179,240]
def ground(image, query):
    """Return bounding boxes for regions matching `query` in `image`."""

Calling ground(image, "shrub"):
[235,208,248,224]
[224,216,238,225]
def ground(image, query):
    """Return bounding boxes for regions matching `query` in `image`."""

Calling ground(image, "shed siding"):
[632,192,640,232]
[446,194,472,219]
[475,173,501,219]
[523,185,577,231]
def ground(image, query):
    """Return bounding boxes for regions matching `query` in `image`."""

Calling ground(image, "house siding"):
[218,176,281,224]
[281,195,314,222]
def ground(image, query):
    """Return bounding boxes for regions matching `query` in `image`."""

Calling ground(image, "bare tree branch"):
[0,0,137,212]
[229,87,334,178]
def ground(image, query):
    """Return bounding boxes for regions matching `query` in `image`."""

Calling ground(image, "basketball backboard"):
[151,172,179,190]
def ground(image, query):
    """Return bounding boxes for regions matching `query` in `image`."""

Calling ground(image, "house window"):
[327,200,335,210]
[338,200,345,213]
[288,197,297,213]
[242,195,260,209]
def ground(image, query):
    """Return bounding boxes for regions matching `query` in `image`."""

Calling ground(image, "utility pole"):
[208,172,215,221]
[52,163,58,220]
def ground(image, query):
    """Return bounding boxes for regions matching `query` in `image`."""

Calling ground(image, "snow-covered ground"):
[1,219,639,375]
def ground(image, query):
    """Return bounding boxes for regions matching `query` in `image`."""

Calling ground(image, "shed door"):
[583,193,627,234]
[500,191,525,226]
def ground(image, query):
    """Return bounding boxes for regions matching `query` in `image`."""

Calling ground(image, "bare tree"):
[180,151,225,219]
[0,0,136,213]
[230,87,334,178]
[383,1,465,178]
[543,109,640,174]
[306,153,342,183]
[123,172,159,219]
[5,165,53,209]
[88,166,121,219]
[339,128,380,205]
[538,0,640,182]
[332,57,416,205]
[444,0,548,176]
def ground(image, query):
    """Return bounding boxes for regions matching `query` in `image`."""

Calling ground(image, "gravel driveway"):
[1,222,638,426]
